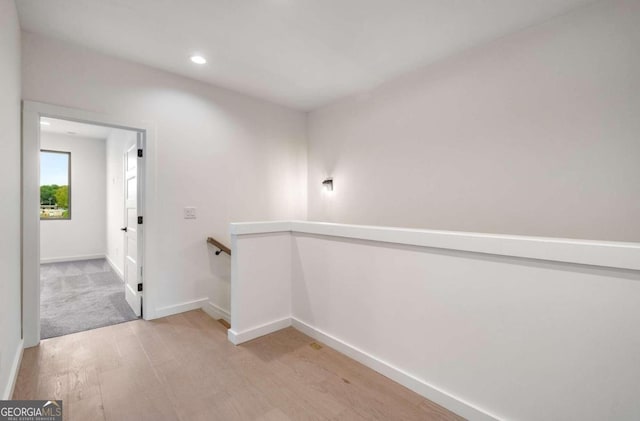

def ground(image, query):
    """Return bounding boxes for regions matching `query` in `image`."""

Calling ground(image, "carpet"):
[40,258,138,339]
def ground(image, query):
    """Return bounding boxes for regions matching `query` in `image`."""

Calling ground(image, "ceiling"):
[17,0,594,110]
[40,117,113,139]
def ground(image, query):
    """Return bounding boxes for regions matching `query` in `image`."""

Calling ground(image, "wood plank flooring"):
[13,310,464,421]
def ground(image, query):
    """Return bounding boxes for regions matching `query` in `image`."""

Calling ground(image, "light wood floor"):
[13,310,464,421]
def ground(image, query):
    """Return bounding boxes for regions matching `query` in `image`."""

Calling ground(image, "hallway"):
[13,310,462,420]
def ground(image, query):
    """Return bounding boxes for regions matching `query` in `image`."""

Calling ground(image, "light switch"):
[184,207,197,219]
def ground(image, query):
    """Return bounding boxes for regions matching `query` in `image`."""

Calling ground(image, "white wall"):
[229,229,292,343]
[105,128,137,278]
[22,32,308,318]
[230,221,640,421]
[40,133,106,262]
[0,0,22,399]
[307,0,640,242]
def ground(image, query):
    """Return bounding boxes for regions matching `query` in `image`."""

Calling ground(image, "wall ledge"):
[230,221,640,271]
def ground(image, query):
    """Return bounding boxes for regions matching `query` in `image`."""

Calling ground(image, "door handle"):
[120,227,128,232]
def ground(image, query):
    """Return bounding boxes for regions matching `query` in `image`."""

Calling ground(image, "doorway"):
[22,102,151,347]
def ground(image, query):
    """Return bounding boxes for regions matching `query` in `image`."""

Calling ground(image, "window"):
[40,150,71,220]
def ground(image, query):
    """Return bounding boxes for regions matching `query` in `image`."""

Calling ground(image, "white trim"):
[230,220,640,271]
[231,220,292,235]
[202,301,230,322]
[2,339,24,400]
[105,254,124,281]
[154,298,209,319]
[291,319,499,421]
[228,317,292,345]
[40,253,106,264]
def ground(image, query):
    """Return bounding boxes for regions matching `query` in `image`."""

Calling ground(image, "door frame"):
[22,101,155,347]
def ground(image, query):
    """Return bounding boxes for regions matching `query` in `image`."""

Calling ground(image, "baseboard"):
[228,317,292,345]
[105,254,124,281]
[291,318,500,421]
[2,339,24,400]
[202,301,230,322]
[40,253,105,264]
[154,298,209,319]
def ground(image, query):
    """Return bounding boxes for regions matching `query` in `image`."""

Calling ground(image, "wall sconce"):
[322,178,333,192]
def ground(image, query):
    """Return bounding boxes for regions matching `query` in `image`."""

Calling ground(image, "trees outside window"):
[40,151,71,220]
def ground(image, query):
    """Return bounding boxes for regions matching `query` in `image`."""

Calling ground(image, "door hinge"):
[138,216,143,224]
[137,283,143,292]
[137,149,143,158]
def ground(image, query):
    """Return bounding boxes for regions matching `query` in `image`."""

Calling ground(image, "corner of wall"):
[0,0,24,402]
[1,339,24,400]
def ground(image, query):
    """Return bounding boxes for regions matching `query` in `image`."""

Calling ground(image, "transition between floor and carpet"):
[40,258,138,339]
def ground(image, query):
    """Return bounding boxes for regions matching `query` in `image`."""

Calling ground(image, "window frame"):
[40,149,72,221]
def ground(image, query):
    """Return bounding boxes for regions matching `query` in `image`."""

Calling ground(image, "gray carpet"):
[40,258,138,339]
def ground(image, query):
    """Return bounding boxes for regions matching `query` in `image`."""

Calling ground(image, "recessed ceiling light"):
[40,121,50,126]
[190,55,207,65]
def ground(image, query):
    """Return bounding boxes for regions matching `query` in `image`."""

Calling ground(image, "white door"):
[123,137,143,317]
